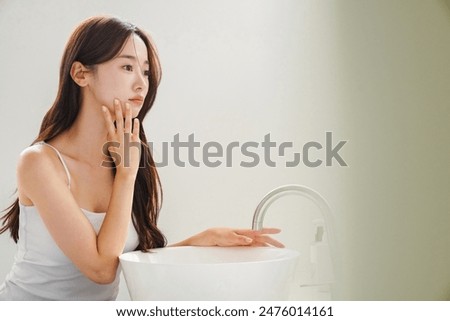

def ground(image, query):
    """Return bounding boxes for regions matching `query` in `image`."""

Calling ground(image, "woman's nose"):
[134,70,148,92]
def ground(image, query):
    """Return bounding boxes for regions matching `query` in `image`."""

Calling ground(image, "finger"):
[258,228,281,234]
[234,228,281,237]
[102,106,116,137]
[235,234,253,246]
[124,103,132,133]
[114,99,124,132]
[132,118,140,140]
[219,231,251,246]
[253,235,285,248]
[250,241,269,247]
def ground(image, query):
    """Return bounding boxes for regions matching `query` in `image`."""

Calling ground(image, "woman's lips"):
[128,98,144,106]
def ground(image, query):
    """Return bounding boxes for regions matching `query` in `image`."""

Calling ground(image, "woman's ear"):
[70,61,90,87]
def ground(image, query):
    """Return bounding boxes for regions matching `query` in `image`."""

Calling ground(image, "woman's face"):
[87,34,150,118]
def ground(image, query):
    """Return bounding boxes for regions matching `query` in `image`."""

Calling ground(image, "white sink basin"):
[119,246,300,301]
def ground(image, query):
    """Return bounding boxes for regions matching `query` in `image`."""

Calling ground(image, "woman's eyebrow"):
[116,54,149,65]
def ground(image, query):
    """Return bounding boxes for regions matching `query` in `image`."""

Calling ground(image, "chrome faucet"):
[252,184,338,287]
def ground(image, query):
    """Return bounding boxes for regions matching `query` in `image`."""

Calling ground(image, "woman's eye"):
[144,70,150,77]
[123,65,133,71]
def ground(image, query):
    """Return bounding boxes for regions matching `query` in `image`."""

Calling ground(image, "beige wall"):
[335,0,450,299]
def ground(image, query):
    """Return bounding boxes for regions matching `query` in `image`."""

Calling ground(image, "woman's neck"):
[50,101,111,168]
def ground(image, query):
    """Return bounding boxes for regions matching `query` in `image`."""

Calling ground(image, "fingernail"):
[244,237,252,243]
[114,99,119,105]
[102,106,107,112]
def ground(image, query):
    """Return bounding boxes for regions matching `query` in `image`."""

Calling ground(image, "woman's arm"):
[18,101,140,284]
[169,227,284,248]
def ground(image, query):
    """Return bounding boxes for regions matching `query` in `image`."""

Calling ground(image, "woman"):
[0,16,281,300]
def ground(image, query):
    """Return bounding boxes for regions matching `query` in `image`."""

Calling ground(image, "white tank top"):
[0,141,139,300]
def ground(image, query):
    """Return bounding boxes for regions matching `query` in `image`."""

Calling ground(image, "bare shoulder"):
[17,144,68,200]
[17,144,57,174]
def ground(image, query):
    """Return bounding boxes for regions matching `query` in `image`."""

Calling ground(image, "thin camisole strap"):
[36,141,72,189]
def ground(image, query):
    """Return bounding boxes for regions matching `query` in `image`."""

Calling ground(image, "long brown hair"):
[0,16,166,250]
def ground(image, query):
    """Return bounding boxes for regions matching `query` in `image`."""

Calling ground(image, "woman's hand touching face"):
[102,98,141,177]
